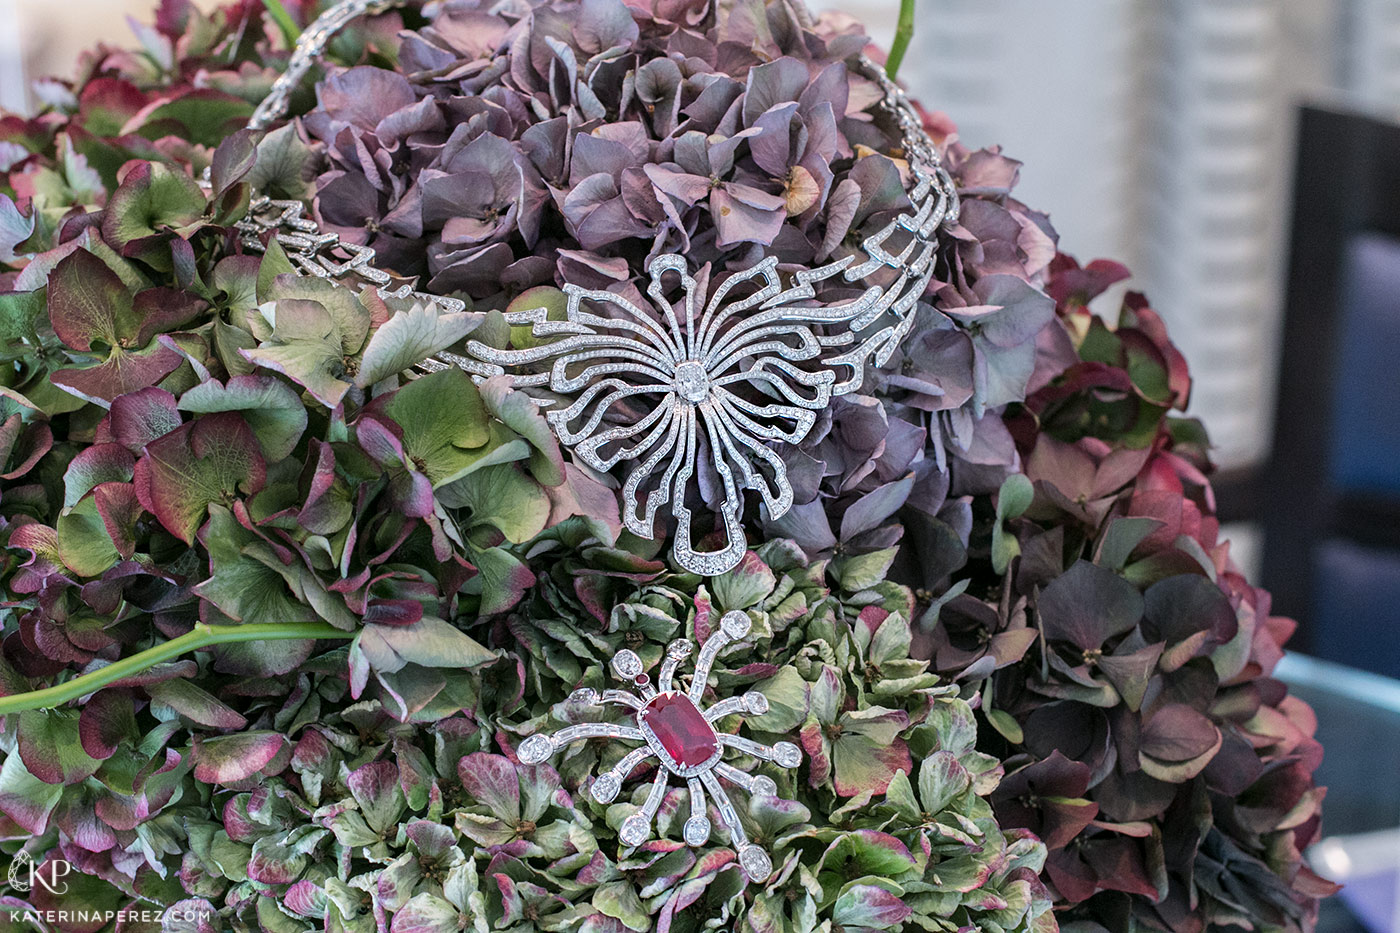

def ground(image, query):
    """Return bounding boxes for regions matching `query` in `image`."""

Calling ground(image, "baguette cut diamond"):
[642,691,719,769]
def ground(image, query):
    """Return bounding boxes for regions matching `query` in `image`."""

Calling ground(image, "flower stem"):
[262,0,302,48]
[886,0,917,81]
[0,622,354,715]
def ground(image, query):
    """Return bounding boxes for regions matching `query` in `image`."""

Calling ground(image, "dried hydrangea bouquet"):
[0,0,1335,931]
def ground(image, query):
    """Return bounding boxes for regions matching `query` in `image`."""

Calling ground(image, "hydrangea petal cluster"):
[0,0,1334,931]
[295,0,920,305]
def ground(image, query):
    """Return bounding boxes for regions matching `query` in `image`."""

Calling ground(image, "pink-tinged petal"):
[643,164,712,206]
[1140,704,1221,763]
[356,414,408,466]
[1143,573,1237,645]
[76,689,135,759]
[833,733,912,797]
[132,287,207,346]
[46,248,134,350]
[848,829,918,867]
[147,678,248,729]
[192,731,285,784]
[0,418,51,480]
[856,606,890,642]
[748,102,799,176]
[573,574,610,624]
[576,850,616,886]
[248,834,312,884]
[518,762,564,822]
[52,341,186,406]
[840,706,909,744]
[103,660,198,690]
[364,598,425,627]
[656,875,713,933]
[63,443,135,507]
[547,463,622,542]
[831,884,914,932]
[1038,560,1145,651]
[318,67,419,132]
[692,589,716,645]
[799,721,832,788]
[93,481,140,558]
[0,756,63,833]
[348,760,406,834]
[405,820,456,858]
[108,386,181,453]
[479,374,565,486]
[135,411,265,543]
[390,892,460,933]
[389,468,436,518]
[713,550,776,610]
[291,729,335,774]
[177,372,308,461]
[17,709,101,785]
[283,880,326,918]
[93,793,141,832]
[161,899,219,933]
[743,58,809,125]
[475,547,535,617]
[457,753,522,822]
[493,873,524,925]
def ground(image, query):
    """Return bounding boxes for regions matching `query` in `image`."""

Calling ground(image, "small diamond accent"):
[683,816,712,846]
[518,734,554,764]
[591,773,621,804]
[738,845,773,882]
[743,692,769,715]
[612,650,643,678]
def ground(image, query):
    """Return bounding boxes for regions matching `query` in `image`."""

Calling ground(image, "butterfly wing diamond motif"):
[230,8,958,579]
[461,243,936,576]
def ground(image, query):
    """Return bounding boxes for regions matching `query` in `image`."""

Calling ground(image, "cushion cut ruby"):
[640,692,718,769]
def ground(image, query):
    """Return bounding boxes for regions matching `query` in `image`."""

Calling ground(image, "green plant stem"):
[886,0,916,81]
[262,0,302,48]
[0,622,354,715]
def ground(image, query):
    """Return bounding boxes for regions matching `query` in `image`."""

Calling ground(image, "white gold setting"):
[514,610,798,881]
[457,200,949,577]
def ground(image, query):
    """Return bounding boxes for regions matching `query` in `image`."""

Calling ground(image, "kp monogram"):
[7,851,71,895]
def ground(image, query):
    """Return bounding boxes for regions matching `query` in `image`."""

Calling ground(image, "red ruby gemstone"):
[641,692,718,769]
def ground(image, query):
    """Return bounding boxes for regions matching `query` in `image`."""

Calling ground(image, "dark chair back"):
[1222,106,1400,673]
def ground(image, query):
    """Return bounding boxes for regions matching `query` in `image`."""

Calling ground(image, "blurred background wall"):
[852,0,1400,589]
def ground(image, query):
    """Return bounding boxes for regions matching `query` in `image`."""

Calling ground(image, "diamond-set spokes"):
[515,610,800,880]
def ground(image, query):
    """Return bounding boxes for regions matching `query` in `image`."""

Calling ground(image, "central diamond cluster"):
[516,611,801,881]
[672,360,712,404]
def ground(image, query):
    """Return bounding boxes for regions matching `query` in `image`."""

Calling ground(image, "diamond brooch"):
[460,248,937,578]
[230,0,959,581]
[516,610,800,881]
